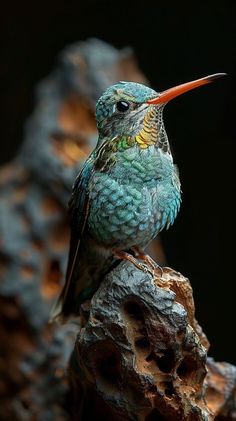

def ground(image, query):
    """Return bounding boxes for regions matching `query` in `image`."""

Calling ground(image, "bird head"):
[95,74,226,148]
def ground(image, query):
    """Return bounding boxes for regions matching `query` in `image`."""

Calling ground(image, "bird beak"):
[146,73,227,105]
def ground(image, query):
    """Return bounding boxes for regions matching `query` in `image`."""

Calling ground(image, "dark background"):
[0,1,235,363]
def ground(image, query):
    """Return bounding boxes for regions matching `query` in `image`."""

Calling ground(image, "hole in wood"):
[94,313,104,323]
[164,381,175,397]
[135,337,150,351]
[156,349,176,373]
[146,352,154,362]
[124,301,144,321]
[146,349,176,373]
[177,355,199,380]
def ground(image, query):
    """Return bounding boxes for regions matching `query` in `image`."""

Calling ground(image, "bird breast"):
[87,169,180,250]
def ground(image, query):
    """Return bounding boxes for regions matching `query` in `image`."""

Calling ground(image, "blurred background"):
[0,0,235,370]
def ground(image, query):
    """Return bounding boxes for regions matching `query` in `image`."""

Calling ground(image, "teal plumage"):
[52,74,225,319]
[88,146,181,249]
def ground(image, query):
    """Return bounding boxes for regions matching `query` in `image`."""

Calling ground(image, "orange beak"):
[146,73,227,105]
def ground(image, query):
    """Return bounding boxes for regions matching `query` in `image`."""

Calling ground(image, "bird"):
[51,73,226,320]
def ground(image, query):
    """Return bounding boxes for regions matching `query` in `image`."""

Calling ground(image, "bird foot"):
[112,249,154,276]
[112,248,164,278]
[131,246,163,277]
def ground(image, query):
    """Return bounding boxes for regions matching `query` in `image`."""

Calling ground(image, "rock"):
[72,262,236,420]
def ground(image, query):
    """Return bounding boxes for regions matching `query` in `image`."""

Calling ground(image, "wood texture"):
[72,262,236,420]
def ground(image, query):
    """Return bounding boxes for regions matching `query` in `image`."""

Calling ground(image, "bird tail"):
[49,269,80,323]
[49,244,115,323]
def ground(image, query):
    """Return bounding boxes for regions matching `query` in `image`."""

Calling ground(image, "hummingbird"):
[52,73,225,320]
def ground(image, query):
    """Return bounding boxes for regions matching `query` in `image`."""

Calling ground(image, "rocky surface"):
[72,262,236,420]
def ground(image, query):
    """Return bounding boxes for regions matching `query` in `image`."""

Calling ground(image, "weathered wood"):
[1,37,234,421]
[0,39,149,421]
[71,262,236,420]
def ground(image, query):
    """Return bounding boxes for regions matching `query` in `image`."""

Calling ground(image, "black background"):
[0,1,235,363]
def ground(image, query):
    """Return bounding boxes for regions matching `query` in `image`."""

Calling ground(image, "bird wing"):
[67,158,94,283]
[50,154,94,320]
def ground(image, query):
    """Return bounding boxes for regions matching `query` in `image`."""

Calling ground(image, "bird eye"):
[116,100,130,112]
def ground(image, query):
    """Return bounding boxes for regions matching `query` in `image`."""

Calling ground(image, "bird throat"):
[96,105,170,163]
[135,107,159,149]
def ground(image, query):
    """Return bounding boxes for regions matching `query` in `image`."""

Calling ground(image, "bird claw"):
[131,246,163,277]
[112,248,163,279]
[138,262,153,275]
[137,262,163,280]
[154,265,163,277]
